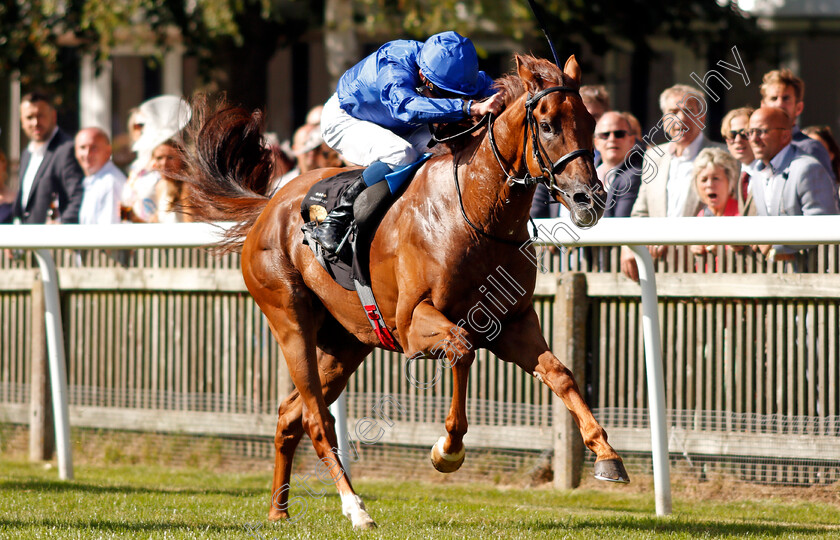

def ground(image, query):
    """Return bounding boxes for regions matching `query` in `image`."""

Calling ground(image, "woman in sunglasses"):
[720,106,755,216]
[315,31,506,255]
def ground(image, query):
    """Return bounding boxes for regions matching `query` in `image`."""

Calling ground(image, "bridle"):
[488,85,593,198]
[446,84,595,245]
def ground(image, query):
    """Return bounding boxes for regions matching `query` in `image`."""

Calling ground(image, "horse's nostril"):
[572,192,591,206]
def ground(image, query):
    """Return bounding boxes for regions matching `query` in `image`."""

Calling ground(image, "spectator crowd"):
[0,92,341,231]
[3,64,839,275]
[530,69,840,279]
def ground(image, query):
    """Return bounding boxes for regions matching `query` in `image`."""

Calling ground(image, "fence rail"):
[2,261,839,454]
[3,218,840,513]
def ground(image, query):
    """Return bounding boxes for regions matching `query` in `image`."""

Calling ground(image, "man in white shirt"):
[75,128,127,225]
[622,85,723,280]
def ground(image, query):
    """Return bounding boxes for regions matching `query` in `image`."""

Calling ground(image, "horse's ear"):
[516,55,542,93]
[563,55,582,86]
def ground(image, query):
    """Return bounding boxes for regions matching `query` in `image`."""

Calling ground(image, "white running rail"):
[4,216,840,516]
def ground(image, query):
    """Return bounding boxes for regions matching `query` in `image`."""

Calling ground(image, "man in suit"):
[594,111,642,218]
[621,85,724,280]
[13,92,84,224]
[759,69,835,181]
[748,107,838,262]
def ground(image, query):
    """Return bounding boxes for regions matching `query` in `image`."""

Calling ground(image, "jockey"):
[315,30,506,254]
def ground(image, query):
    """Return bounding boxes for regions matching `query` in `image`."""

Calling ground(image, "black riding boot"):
[312,177,367,255]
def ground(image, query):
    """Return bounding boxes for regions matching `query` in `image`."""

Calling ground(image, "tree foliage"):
[1,0,759,108]
[352,0,760,63]
[1,1,317,90]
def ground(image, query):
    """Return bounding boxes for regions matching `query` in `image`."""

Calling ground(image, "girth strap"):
[354,279,401,352]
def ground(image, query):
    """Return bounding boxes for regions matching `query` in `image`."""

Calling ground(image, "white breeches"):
[320,93,432,168]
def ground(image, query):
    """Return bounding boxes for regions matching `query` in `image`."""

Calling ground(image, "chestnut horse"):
[185,54,628,529]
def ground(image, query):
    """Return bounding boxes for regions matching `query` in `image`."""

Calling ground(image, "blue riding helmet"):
[417,31,480,96]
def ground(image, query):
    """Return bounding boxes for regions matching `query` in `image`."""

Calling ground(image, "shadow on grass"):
[0,517,249,534]
[512,515,836,536]
[0,477,263,498]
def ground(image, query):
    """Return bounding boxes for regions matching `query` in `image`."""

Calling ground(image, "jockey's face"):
[419,71,463,99]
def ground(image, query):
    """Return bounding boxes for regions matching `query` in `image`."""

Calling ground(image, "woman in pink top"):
[690,148,741,259]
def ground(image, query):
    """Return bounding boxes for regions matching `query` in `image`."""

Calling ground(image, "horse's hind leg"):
[269,388,305,522]
[489,308,629,483]
[260,293,375,528]
[269,340,369,522]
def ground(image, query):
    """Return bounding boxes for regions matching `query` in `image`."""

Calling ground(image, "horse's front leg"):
[404,300,475,473]
[489,308,629,483]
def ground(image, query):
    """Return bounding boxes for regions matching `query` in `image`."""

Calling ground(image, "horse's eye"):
[540,122,553,135]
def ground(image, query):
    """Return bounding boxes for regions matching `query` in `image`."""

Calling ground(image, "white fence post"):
[629,245,672,516]
[330,393,351,481]
[33,250,73,480]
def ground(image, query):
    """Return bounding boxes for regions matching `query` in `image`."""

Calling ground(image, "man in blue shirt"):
[315,31,505,254]
[759,68,835,181]
[748,107,838,262]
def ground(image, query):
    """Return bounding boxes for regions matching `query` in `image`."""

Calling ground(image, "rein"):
[430,115,489,146]
[452,85,593,244]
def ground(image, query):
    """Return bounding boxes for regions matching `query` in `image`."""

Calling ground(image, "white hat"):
[132,95,192,154]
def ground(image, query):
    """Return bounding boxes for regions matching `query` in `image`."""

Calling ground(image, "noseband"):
[488,85,593,197]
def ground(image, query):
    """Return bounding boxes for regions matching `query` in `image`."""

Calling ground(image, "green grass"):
[1,459,840,539]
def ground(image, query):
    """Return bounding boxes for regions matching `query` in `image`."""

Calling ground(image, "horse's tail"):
[183,96,274,252]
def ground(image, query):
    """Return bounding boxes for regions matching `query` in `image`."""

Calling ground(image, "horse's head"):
[515,54,606,228]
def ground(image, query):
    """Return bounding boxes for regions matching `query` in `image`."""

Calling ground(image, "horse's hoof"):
[430,436,465,473]
[342,493,376,529]
[353,516,378,530]
[594,458,630,483]
[267,509,289,522]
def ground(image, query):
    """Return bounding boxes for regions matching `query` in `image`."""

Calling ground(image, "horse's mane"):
[493,55,567,107]
[436,56,566,157]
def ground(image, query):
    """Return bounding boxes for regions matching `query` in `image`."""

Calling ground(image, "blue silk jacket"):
[336,40,496,136]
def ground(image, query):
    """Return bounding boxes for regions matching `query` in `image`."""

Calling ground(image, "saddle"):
[300,154,432,288]
[300,168,370,290]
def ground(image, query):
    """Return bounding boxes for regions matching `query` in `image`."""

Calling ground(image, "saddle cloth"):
[299,168,393,353]
[300,169,364,291]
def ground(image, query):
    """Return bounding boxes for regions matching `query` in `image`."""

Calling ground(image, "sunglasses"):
[594,130,628,140]
[747,127,787,139]
[724,129,748,142]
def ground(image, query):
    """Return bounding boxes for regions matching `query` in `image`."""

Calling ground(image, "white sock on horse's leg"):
[340,491,375,529]
[434,435,465,461]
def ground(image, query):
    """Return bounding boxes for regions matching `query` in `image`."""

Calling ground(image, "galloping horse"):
[185,54,628,529]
